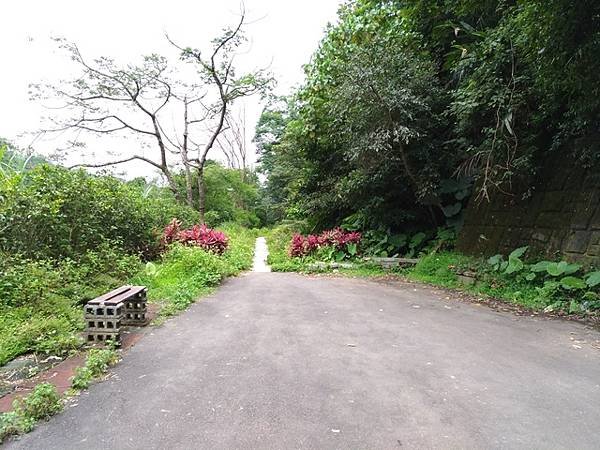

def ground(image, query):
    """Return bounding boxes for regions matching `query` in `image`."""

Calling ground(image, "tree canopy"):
[256,0,600,231]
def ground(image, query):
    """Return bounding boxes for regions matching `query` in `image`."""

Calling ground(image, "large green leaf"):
[545,262,563,277]
[557,261,581,275]
[505,257,524,274]
[546,261,581,277]
[409,232,426,249]
[509,246,528,259]
[560,276,586,290]
[388,234,407,248]
[585,271,600,288]
[530,261,551,273]
[487,254,503,270]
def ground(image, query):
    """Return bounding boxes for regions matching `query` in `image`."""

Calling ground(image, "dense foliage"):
[289,228,361,258]
[175,161,264,228]
[0,164,199,259]
[257,0,600,231]
[136,224,256,317]
[0,147,259,367]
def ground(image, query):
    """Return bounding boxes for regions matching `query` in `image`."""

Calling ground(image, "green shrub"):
[136,226,256,317]
[0,383,62,442]
[0,411,34,441]
[484,248,600,312]
[265,225,306,272]
[71,348,119,390]
[0,164,198,259]
[0,247,141,365]
[13,383,62,421]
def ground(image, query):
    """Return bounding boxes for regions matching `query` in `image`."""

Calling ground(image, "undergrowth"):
[134,224,256,318]
[266,224,600,316]
[1,225,256,365]
[0,383,62,442]
[71,347,120,390]
[0,245,141,366]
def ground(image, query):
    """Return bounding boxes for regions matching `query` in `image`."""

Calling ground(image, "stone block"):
[84,304,124,319]
[570,202,595,230]
[564,231,592,254]
[86,319,121,331]
[85,331,121,344]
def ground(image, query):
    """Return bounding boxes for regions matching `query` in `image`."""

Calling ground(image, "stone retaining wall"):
[457,156,600,265]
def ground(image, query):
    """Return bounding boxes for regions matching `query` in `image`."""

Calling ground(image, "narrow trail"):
[252,237,271,272]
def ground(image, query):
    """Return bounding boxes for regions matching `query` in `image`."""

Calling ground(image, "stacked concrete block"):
[122,286,148,326]
[83,285,148,343]
[84,286,127,343]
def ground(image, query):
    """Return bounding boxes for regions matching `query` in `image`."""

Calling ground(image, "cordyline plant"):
[162,218,229,255]
[289,228,362,258]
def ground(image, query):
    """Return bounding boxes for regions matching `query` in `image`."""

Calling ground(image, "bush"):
[0,246,142,365]
[0,383,62,442]
[162,219,229,255]
[0,164,199,259]
[289,228,361,259]
[13,383,62,421]
[136,226,255,317]
[484,248,600,312]
[71,348,119,390]
[265,225,307,272]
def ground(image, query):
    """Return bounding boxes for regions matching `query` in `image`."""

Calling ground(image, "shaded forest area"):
[257,0,599,235]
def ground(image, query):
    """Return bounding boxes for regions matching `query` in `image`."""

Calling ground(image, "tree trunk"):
[197,165,206,224]
[182,98,194,207]
[184,165,193,207]
[164,171,182,202]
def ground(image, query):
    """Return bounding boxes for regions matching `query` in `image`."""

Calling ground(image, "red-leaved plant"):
[162,218,229,255]
[289,228,361,258]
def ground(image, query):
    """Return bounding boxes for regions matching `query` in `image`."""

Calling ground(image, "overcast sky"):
[0,0,341,177]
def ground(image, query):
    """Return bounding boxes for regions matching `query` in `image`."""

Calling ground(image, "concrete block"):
[84,331,121,344]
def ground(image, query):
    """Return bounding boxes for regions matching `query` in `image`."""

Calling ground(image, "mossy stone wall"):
[457,158,600,265]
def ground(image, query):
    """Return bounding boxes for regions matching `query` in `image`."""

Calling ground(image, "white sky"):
[0,0,341,178]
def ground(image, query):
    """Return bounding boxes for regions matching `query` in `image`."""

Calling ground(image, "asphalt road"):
[7,273,600,449]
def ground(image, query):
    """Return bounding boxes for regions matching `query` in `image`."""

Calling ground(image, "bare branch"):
[68,155,162,170]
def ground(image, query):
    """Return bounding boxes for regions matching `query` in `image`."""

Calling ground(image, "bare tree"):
[34,12,272,219]
[32,40,195,199]
[170,10,273,222]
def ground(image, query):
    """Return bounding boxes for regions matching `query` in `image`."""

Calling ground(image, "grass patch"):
[134,224,256,318]
[407,252,472,288]
[0,383,62,442]
[1,225,256,366]
[71,347,120,390]
[0,246,141,366]
[264,225,311,272]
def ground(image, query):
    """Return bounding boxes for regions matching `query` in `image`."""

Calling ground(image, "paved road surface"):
[7,273,600,449]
